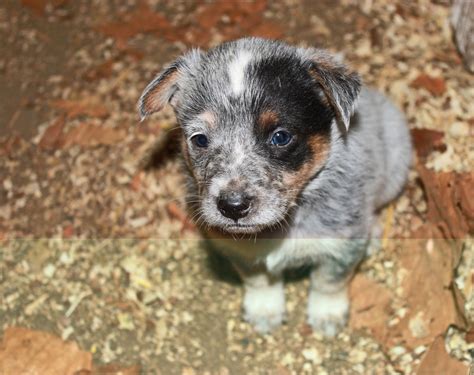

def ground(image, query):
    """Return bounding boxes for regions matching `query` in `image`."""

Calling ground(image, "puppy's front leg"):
[308,242,366,337]
[308,269,349,337]
[234,265,285,333]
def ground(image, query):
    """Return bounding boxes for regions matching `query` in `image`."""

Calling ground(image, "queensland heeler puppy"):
[138,38,411,336]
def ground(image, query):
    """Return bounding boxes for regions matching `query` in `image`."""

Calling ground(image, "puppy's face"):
[139,39,360,234]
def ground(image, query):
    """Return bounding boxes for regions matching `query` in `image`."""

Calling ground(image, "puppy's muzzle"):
[217,190,252,221]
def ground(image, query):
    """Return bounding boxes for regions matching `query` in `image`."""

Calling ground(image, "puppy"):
[138,38,411,336]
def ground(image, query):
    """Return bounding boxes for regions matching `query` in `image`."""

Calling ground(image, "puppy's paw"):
[244,309,285,334]
[309,313,348,338]
[307,289,349,337]
[243,283,285,334]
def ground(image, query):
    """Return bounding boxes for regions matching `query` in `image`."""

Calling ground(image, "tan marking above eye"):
[197,111,217,128]
[258,110,279,129]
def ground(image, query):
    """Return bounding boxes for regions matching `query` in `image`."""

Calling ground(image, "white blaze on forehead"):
[228,51,252,95]
[231,143,246,167]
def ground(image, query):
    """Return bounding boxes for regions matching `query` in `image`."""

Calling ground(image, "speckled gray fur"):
[139,38,412,335]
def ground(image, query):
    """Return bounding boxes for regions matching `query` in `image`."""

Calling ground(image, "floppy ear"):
[304,49,361,132]
[138,49,202,120]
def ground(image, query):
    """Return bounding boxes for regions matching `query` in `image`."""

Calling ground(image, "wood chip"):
[416,335,468,374]
[50,99,109,119]
[417,162,474,240]
[97,2,171,46]
[38,116,66,149]
[410,74,447,96]
[65,124,126,148]
[0,327,92,374]
[349,274,393,344]
[410,128,446,159]
[391,228,468,349]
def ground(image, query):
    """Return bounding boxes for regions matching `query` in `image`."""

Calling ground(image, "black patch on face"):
[249,56,333,171]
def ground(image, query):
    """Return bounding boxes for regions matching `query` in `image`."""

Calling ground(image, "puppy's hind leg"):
[234,264,286,334]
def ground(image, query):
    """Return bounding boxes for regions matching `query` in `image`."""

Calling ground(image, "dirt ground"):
[0,0,473,374]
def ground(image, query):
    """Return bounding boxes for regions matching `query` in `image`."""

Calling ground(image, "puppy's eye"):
[191,134,209,148]
[271,130,292,146]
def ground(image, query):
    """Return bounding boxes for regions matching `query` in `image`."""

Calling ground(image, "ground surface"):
[0,1,473,374]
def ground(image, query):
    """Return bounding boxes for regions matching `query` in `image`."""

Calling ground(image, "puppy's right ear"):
[138,49,202,121]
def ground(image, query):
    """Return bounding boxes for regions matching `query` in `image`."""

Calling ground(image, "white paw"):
[307,289,349,337]
[243,282,285,334]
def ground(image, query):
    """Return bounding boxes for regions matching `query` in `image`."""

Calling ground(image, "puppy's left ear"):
[303,49,361,131]
[138,49,202,120]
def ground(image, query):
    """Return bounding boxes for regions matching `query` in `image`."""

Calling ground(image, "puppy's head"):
[139,38,360,234]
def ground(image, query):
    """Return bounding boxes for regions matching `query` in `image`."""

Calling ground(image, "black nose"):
[217,191,252,221]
